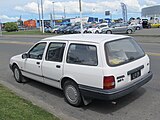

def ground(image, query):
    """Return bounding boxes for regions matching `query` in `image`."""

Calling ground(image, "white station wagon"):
[9,34,152,106]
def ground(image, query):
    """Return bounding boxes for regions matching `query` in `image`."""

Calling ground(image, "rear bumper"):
[79,72,153,100]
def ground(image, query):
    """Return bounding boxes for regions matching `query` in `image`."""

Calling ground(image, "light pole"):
[37,0,41,31]
[52,1,55,27]
[79,0,83,34]
[0,19,2,36]
[64,6,66,19]
[41,0,45,33]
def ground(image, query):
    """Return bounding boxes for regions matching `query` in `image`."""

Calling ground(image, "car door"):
[111,24,121,33]
[115,23,125,33]
[22,42,47,82]
[42,42,66,88]
[64,43,103,88]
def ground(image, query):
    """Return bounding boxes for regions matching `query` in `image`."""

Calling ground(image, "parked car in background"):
[63,26,74,34]
[151,23,160,28]
[74,25,89,33]
[65,25,80,34]
[142,19,151,28]
[56,25,68,34]
[101,23,135,34]
[129,23,142,30]
[87,23,109,33]
[10,34,152,106]
[44,26,52,33]
[52,25,60,34]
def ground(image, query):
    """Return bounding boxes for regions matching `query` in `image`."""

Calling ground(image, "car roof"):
[42,34,131,43]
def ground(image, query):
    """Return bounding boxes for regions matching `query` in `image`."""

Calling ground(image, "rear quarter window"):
[67,44,98,66]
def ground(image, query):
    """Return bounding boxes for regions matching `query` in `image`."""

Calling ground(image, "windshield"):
[105,38,145,66]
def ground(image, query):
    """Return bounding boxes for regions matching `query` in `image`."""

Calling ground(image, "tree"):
[5,22,18,32]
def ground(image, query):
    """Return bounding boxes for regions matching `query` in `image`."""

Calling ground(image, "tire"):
[63,80,83,107]
[127,29,132,34]
[83,30,87,33]
[54,30,57,34]
[95,31,99,34]
[136,27,140,30]
[106,30,112,34]
[13,65,23,83]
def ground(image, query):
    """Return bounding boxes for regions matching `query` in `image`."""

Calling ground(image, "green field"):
[0,84,59,120]
[2,30,53,35]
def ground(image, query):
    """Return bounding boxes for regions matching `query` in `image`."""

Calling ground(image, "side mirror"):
[22,53,28,59]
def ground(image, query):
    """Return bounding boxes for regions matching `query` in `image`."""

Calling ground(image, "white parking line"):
[146,52,160,57]
[0,40,34,45]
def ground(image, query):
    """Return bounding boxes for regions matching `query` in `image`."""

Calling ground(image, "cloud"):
[144,0,157,6]
[141,0,157,9]
[0,15,20,23]
[14,0,142,17]
[15,2,38,14]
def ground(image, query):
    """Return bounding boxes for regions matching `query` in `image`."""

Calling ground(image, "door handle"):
[56,65,61,68]
[36,62,40,65]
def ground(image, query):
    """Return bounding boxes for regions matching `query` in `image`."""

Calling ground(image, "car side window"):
[28,42,46,60]
[46,42,66,62]
[67,44,98,66]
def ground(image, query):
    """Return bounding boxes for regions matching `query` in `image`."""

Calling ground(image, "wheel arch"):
[11,62,20,71]
[61,77,78,89]
[106,30,112,34]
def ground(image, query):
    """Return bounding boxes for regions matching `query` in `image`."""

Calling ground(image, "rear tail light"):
[103,76,115,90]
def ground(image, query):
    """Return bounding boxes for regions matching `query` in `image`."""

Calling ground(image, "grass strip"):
[0,84,59,120]
[2,30,52,35]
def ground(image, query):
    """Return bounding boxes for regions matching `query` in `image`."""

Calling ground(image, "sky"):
[0,0,160,23]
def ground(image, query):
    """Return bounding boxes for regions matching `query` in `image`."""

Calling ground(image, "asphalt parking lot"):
[0,29,160,120]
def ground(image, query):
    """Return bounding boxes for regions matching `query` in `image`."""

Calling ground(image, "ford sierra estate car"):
[9,34,152,106]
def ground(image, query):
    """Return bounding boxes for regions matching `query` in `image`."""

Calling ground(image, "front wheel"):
[127,29,132,34]
[13,65,23,83]
[136,27,140,30]
[63,80,83,107]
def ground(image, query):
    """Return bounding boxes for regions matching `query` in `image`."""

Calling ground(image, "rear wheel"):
[95,31,99,34]
[106,30,112,34]
[13,65,22,83]
[63,80,83,107]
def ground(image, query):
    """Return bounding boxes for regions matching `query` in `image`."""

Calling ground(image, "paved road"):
[0,36,160,120]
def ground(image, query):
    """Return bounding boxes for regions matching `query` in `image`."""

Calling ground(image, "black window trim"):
[104,38,145,67]
[45,42,66,62]
[66,43,98,66]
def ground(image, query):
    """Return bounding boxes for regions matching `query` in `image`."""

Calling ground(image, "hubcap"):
[14,68,19,80]
[65,85,78,103]
[107,31,111,34]
[128,30,132,34]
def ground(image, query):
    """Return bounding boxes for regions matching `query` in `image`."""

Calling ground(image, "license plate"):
[131,70,141,80]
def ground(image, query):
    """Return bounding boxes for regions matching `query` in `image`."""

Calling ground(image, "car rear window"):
[105,38,145,66]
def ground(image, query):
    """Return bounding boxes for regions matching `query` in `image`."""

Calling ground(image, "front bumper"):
[79,72,153,100]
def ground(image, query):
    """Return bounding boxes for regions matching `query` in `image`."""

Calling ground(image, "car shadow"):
[23,78,64,98]
[23,77,146,114]
[82,87,146,114]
